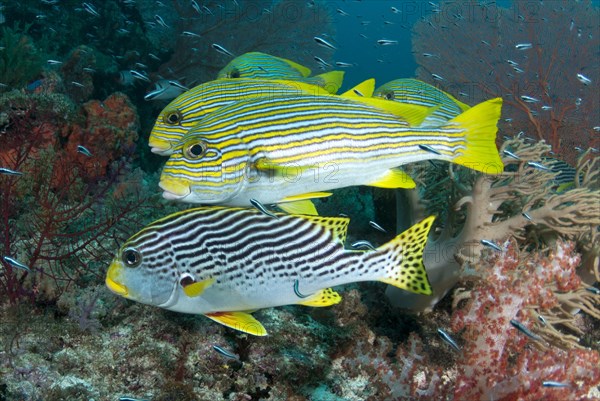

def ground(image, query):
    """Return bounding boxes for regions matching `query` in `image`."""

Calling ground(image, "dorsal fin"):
[300,215,349,244]
[341,78,376,98]
[270,79,332,96]
[350,96,434,126]
[278,56,312,77]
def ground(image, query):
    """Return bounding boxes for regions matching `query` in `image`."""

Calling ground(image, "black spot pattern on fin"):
[378,216,435,295]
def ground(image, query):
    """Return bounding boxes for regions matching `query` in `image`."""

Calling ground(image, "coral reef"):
[451,240,599,400]
[0,86,151,304]
[388,138,600,312]
[0,2,597,401]
[64,92,140,180]
[412,0,599,162]
[0,25,43,92]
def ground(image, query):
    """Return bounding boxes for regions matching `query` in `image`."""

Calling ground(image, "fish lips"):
[151,146,173,155]
[159,178,191,200]
[148,138,174,155]
[105,261,129,296]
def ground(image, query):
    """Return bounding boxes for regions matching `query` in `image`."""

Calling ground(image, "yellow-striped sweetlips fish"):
[105,206,435,336]
[159,93,504,211]
[217,51,344,94]
[373,78,471,126]
[149,78,335,155]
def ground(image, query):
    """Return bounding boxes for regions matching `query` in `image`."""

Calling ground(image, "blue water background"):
[324,0,599,91]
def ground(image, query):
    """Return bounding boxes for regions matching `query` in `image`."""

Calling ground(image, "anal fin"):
[205,311,268,336]
[367,168,416,189]
[297,288,342,307]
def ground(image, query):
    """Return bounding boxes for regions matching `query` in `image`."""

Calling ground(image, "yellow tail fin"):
[377,216,435,295]
[447,97,504,174]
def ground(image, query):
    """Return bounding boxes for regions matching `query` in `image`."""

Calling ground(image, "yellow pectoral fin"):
[183,278,216,298]
[367,168,416,189]
[297,288,342,307]
[205,311,268,336]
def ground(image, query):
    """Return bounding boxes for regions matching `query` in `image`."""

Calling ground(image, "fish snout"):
[148,137,173,155]
[159,177,192,200]
[105,261,129,296]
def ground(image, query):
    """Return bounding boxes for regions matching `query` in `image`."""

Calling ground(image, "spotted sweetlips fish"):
[106,206,435,336]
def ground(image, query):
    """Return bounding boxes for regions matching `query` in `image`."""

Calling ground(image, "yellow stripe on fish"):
[149,78,334,155]
[216,51,344,94]
[105,206,435,336]
[159,93,504,209]
[373,78,470,126]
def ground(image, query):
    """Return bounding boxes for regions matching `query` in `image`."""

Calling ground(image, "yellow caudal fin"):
[376,216,435,295]
[205,311,268,336]
[313,71,345,94]
[341,78,376,98]
[447,97,504,174]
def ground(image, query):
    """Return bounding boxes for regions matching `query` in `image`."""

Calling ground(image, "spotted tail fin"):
[367,216,435,295]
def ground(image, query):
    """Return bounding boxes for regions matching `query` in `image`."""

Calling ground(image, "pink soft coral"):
[451,241,599,400]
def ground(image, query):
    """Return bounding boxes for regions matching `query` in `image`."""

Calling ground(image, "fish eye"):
[228,68,240,78]
[164,110,182,125]
[382,91,395,100]
[122,248,141,268]
[184,141,207,159]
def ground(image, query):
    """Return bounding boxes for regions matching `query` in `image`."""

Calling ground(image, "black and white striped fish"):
[106,207,435,336]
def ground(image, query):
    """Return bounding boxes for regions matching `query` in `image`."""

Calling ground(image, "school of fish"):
[106,52,505,335]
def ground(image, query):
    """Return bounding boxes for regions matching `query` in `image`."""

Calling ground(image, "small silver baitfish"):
[212,43,235,57]
[437,328,460,351]
[0,167,24,176]
[2,256,31,272]
[314,36,337,50]
[510,319,541,341]
[106,207,435,336]
[77,145,93,157]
